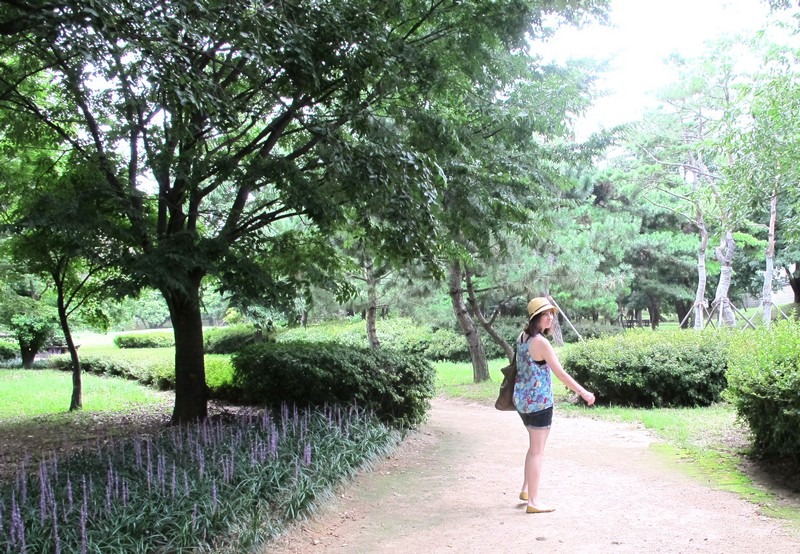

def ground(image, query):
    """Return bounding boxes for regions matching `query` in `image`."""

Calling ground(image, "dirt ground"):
[266,396,800,554]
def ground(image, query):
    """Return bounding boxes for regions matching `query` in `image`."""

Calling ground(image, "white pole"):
[546,295,583,342]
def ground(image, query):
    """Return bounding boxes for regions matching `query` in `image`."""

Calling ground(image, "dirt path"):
[267,396,800,554]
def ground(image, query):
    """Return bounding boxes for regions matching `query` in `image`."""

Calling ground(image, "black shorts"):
[518,406,553,429]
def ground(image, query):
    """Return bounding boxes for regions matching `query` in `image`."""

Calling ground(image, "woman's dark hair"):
[524,311,551,338]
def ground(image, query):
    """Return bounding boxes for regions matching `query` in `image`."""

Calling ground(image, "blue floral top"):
[513,338,553,413]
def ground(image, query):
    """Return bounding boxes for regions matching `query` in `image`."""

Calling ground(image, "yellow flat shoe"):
[525,505,555,514]
[519,492,528,501]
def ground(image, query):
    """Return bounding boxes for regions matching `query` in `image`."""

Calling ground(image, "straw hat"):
[527,297,558,319]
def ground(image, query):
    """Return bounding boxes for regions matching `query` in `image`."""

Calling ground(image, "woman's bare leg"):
[522,426,551,510]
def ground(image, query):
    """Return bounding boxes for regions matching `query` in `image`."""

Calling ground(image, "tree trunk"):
[647,301,660,330]
[693,217,709,330]
[163,276,207,425]
[20,344,36,369]
[365,258,381,350]
[448,261,489,382]
[762,188,778,328]
[713,229,736,327]
[464,269,513,362]
[55,279,82,411]
[786,265,800,304]
[675,300,691,329]
[550,315,564,345]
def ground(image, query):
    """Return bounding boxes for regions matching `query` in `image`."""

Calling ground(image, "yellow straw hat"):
[527,297,558,319]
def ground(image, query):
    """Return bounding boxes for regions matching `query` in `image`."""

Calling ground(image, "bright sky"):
[537,0,778,136]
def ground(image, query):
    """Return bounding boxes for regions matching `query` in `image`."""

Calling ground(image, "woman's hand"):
[580,390,596,406]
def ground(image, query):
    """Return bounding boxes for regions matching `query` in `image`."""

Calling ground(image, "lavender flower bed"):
[0,404,399,553]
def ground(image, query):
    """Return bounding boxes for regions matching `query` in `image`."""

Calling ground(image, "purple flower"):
[146,440,153,493]
[303,443,312,466]
[39,463,48,525]
[80,480,88,554]
[52,496,60,554]
[66,477,73,514]
[12,491,26,554]
[133,436,142,468]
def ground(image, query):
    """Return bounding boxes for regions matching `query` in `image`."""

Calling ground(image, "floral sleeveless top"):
[513,337,553,413]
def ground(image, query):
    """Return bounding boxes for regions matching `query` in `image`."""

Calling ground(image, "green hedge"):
[561,321,624,343]
[726,320,800,463]
[48,352,235,395]
[204,324,264,354]
[231,341,436,428]
[276,318,518,362]
[561,329,729,407]
[113,332,175,349]
[49,354,175,389]
[0,340,16,361]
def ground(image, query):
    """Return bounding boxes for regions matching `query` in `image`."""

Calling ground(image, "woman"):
[513,297,595,513]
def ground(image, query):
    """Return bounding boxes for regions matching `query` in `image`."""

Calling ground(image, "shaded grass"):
[0,369,169,419]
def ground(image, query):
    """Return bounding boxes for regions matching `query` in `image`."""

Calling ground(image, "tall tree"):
[4,160,124,410]
[407,51,608,381]
[0,0,614,420]
[723,38,800,313]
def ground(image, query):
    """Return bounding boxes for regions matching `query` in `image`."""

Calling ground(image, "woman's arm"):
[532,337,595,406]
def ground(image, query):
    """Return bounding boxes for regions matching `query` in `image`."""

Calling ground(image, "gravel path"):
[266,396,800,554]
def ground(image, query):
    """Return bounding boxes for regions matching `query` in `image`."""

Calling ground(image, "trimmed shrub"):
[726,320,800,463]
[561,320,624,343]
[113,332,175,349]
[276,318,519,363]
[231,341,436,428]
[49,354,176,390]
[561,329,729,407]
[204,324,261,354]
[0,340,16,361]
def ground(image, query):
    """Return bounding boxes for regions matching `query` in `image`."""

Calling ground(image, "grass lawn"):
[0,369,170,419]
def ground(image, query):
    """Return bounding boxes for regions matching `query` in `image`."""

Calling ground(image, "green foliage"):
[113,332,175,349]
[231,341,436,428]
[204,354,235,392]
[50,354,176,390]
[0,340,15,360]
[479,317,523,360]
[726,320,800,463]
[49,350,236,396]
[0,404,399,553]
[561,320,624,343]
[276,317,511,363]
[204,324,260,354]
[0,0,610,421]
[561,329,730,407]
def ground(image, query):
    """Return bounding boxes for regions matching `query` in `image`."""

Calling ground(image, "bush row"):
[231,341,436,428]
[48,352,233,393]
[113,332,175,349]
[0,340,16,361]
[110,325,266,353]
[110,316,624,360]
[275,317,531,362]
[49,342,434,428]
[561,329,730,408]
[561,320,624,343]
